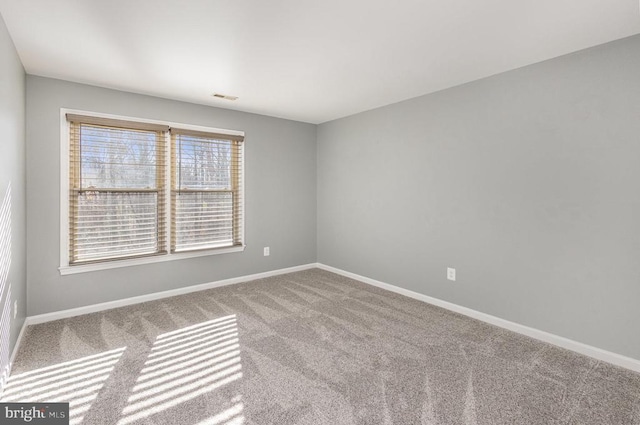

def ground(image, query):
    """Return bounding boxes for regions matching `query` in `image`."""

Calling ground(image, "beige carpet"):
[2,268,640,424]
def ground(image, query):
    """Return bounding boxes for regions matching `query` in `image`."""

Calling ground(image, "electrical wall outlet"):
[447,267,456,281]
[263,247,270,256]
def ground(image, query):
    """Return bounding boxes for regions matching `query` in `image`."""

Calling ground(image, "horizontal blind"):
[171,128,244,252]
[68,118,167,264]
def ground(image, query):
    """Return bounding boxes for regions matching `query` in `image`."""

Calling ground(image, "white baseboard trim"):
[317,263,640,374]
[1,319,29,395]
[27,263,317,325]
[9,320,28,370]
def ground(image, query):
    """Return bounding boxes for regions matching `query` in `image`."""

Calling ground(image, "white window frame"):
[59,108,245,275]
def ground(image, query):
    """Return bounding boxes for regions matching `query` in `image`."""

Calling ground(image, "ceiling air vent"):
[212,93,238,101]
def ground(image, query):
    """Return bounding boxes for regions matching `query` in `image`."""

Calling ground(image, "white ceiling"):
[1,1,639,124]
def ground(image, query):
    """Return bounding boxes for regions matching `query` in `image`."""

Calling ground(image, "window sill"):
[59,245,246,275]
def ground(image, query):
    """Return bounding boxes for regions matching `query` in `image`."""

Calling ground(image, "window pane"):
[176,135,232,190]
[73,192,158,262]
[174,192,233,251]
[80,125,158,189]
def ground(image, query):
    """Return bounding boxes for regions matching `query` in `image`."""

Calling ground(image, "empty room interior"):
[1,1,640,424]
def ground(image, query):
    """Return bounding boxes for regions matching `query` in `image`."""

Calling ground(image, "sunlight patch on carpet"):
[118,315,244,425]
[1,347,126,425]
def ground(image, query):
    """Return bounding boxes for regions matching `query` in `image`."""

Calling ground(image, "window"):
[62,112,244,272]
[171,129,244,252]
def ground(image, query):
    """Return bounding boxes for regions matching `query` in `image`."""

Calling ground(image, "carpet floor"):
[2,268,640,424]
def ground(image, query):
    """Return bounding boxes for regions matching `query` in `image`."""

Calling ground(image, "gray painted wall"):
[0,14,27,381]
[317,35,640,360]
[27,76,317,315]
